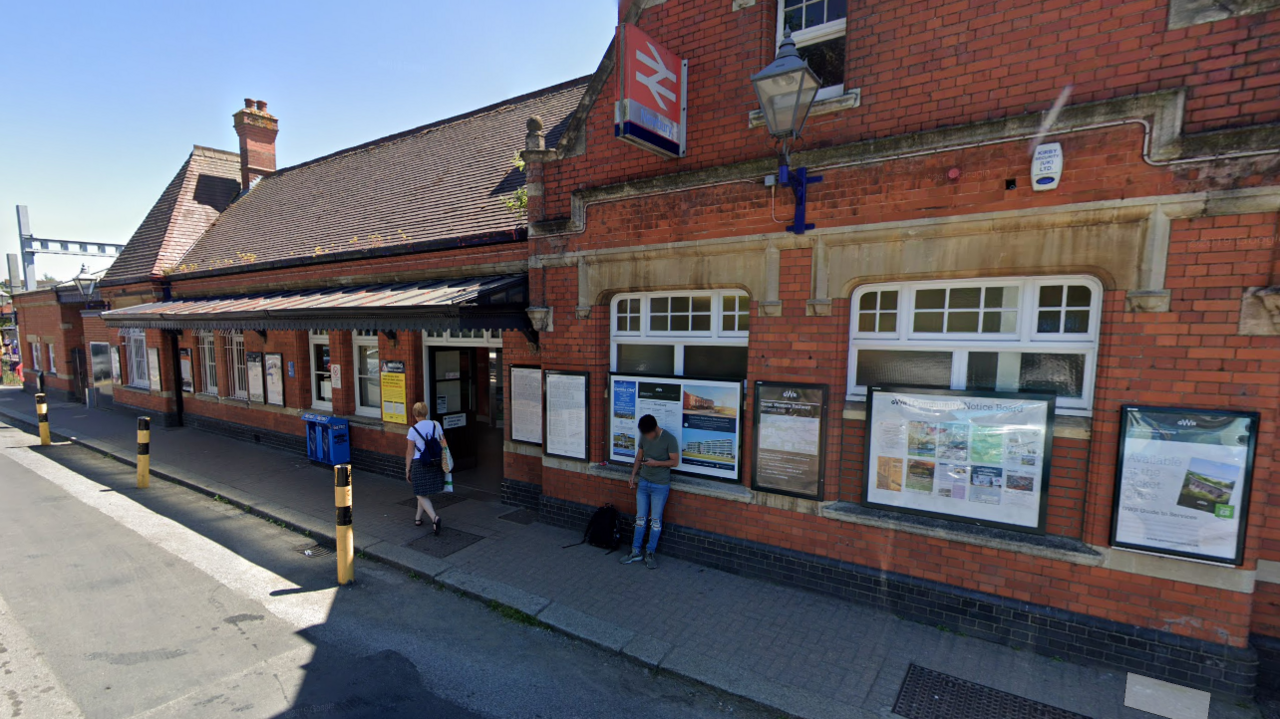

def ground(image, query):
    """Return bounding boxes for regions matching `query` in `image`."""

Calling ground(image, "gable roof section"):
[170,77,590,279]
[100,146,241,287]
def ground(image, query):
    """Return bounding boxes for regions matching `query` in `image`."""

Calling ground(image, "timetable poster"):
[753,382,827,499]
[510,367,543,445]
[246,352,265,404]
[1112,406,1258,565]
[265,353,286,407]
[610,374,741,481]
[544,371,588,460]
[864,387,1054,532]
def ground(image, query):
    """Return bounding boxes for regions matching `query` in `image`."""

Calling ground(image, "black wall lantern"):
[72,264,97,298]
[751,28,823,235]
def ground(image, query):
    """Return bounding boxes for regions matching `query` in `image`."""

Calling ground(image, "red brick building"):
[63,0,1280,700]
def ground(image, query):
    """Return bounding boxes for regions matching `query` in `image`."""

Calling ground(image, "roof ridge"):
[273,75,591,176]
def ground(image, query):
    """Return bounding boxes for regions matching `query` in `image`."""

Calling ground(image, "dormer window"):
[779,0,848,101]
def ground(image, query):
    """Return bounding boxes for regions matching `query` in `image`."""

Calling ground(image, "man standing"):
[620,414,679,569]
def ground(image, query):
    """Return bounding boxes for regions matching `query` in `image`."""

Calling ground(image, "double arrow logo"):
[635,42,677,110]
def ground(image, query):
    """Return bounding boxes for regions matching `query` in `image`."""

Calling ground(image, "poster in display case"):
[510,366,543,446]
[1111,405,1259,566]
[544,370,588,460]
[752,382,828,500]
[609,374,742,482]
[246,352,265,404]
[863,387,1055,533]
[265,353,285,407]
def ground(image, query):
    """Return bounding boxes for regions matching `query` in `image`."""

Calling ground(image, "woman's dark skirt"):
[411,459,445,496]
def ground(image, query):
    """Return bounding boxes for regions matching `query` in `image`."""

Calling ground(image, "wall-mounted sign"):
[246,351,265,404]
[1032,142,1063,191]
[753,382,827,500]
[329,363,342,390]
[614,23,688,159]
[265,353,285,406]
[863,387,1055,533]
[610,374,741,482]
[288,361,295,378]
[147,347,162,391]
[545,371,588,460]
[179,348,193,393]
[380,360,407,424]
[442,413,466,429]
[1111,406,1259,565]
[510,366,543,446]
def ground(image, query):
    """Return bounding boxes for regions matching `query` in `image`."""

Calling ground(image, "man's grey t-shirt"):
[638,429,680,484]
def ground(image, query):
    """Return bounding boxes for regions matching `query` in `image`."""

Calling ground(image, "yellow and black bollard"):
[136,417,151,489]
[335,464,354,585]
[35,392,50,446]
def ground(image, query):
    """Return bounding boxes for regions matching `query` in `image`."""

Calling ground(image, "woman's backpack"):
[411,423,443,470]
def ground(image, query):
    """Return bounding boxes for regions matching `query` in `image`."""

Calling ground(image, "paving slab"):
[537,602,636,652]
[434,568,552,618]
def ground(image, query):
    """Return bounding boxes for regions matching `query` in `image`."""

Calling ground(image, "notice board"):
[510,367,543,445]
[863,387,1055,533]
[544,371,588,460]
[753,382,827,500]
[380,360,407,424]
[610,374,741,482]
[265,353,285,406]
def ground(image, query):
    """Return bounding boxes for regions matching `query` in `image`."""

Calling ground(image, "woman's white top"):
[408,420,442,460]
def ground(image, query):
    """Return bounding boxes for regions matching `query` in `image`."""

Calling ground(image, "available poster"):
[179,348,193,393]
[1111,406,1258,565]
[610,374,741,482]
[864,387,1055,533]
[265,353,285,407]
[510,367,543,445]
[545,371,588,460]
[379,360,407,424]
[246,351,265,404]
[146,347,161,391]
[753,382,827,499]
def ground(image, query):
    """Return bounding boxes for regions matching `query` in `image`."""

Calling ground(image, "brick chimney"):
[233,98,278,191]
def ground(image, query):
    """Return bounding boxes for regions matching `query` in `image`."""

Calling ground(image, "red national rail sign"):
[614,23,688,159]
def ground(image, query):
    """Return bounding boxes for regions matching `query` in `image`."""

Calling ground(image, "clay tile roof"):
[100,146,241,287]
[171,77,589,279]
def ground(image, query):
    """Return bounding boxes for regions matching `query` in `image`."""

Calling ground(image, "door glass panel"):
[617,345,676,376]
[434,351,461,380]
[684,346,748,380]
[855,350,952,389]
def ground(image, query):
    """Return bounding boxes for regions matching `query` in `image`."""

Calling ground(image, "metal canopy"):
[100,275,530,333]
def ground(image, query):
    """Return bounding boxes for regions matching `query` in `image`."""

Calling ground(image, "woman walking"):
[405,401,448,535]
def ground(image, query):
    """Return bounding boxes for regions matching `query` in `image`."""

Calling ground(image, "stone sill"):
[841,401,1092,440]
[821,501,1104,566]
[589,461,753,504]
[748,89,862,129]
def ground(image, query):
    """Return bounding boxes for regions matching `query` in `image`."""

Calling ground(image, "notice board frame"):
[509,365,544,447]
[543,370,589,461]
[751,380,828,501]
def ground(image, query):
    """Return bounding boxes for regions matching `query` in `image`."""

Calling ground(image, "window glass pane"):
[359,346,379,375]
[981,312,1002,333]
[1020,353,1086,398]
[314,344,330,372]
[1063,310,1090,333]
[672,315,690,332]
[1066,285,1092,307]
[617,315,628,332]
[878,312,896,332]
[916,289,946,310]
[797,36,845,89]
[881,291,898,311]
[691,313,711,332]
[950,287,981,309]
[671,296,690,314]
[1039,285,1064,308]
[651,297,669,314]
[651,315,669,332]
[617,345,675,376]
[914,311,944,332]
[856,350,952,389]
[947,311,979,333]
[784,7,803,33]
[692,296,711,313]
[738,311,749,332]
[828,0,846,21]
[628,317,640,332]
[967,352,1023,392]
[859,314,876,332]
[859,292,877,311]
[805,1,824,28]
[1037,310,1061,333]
[359,378,380,408]
[684,346,749,380]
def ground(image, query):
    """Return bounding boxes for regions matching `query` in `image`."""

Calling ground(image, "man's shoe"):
[644,552,658,570]
[619,550,644,565]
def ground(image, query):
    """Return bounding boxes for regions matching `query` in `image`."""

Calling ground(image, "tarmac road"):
[0,421,776,719]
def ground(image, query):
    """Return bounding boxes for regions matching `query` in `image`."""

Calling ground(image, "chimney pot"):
[233,98,279,192]
[244,98,255,109]
[255,100,267,111]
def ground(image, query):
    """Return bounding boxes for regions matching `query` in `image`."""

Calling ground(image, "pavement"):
[0,386,1263,719]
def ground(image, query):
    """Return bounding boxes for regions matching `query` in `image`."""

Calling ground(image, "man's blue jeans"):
[632,479,670,554]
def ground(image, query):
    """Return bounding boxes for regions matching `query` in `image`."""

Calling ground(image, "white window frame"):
[353,331,380,418]
[847,275,1103,414]
[610,290,750,376]
[47,343,56,375]
[30,342,42,373]
[126,331,149,390]
[309,331,333,411]
[225,332,248,400]
[776,0,848,101]
[421,329,503,347]
[197,332,218,396]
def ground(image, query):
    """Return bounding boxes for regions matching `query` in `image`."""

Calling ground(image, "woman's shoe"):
[433,517,442,536]
[415,518,423,527]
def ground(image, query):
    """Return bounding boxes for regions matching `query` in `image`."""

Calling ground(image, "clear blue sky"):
[0,0,618,283]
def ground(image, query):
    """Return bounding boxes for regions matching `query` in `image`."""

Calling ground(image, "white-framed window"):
[30,342,42,373]
[421,329,503,347]
[47,344,56,375]
[610,290,750,380]
[224,332,248,399]
[310,331,333,410]
[778,0,848,101]
[847,276,1103,413]
[126,331,149,390]
[197,333,218,395]
[353,330,380,418]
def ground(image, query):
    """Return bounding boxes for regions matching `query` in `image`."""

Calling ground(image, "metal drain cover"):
[293,543,333,558]
[407,528,484,558]
[893,664,1091,719]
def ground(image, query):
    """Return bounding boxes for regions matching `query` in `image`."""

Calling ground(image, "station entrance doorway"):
[423,331,504,498]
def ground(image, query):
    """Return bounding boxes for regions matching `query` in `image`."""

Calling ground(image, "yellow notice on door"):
[380,360,407,424]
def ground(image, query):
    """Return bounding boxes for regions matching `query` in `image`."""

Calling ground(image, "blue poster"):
[611,379,638,458]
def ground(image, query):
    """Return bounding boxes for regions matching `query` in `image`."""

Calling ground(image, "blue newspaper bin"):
[302,413,350,466]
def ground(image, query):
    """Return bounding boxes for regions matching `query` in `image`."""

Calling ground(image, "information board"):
[545,371,588,460]
[265,353,285,406]
[863,387,1055,533]
[380,360,407,424]
[753,382,827,499]
[1111,406,1258,565]
[147,347,162,391]
[179,348,193,393]
[610,374,741,482]
[246,352,265,404]
[510,367,543,445]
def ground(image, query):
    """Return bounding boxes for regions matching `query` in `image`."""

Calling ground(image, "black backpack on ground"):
[563,504,622,554]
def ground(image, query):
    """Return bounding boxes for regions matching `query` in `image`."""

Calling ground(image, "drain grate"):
[892,664,1092,719]
[497,508,538,525]
[396,494,469,510]
[407,528,485,558]
[293,543,333,558]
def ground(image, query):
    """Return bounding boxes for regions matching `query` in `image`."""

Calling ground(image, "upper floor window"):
[779,0,847,101]
[848,276,1103,413]
[611,290,750,381]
